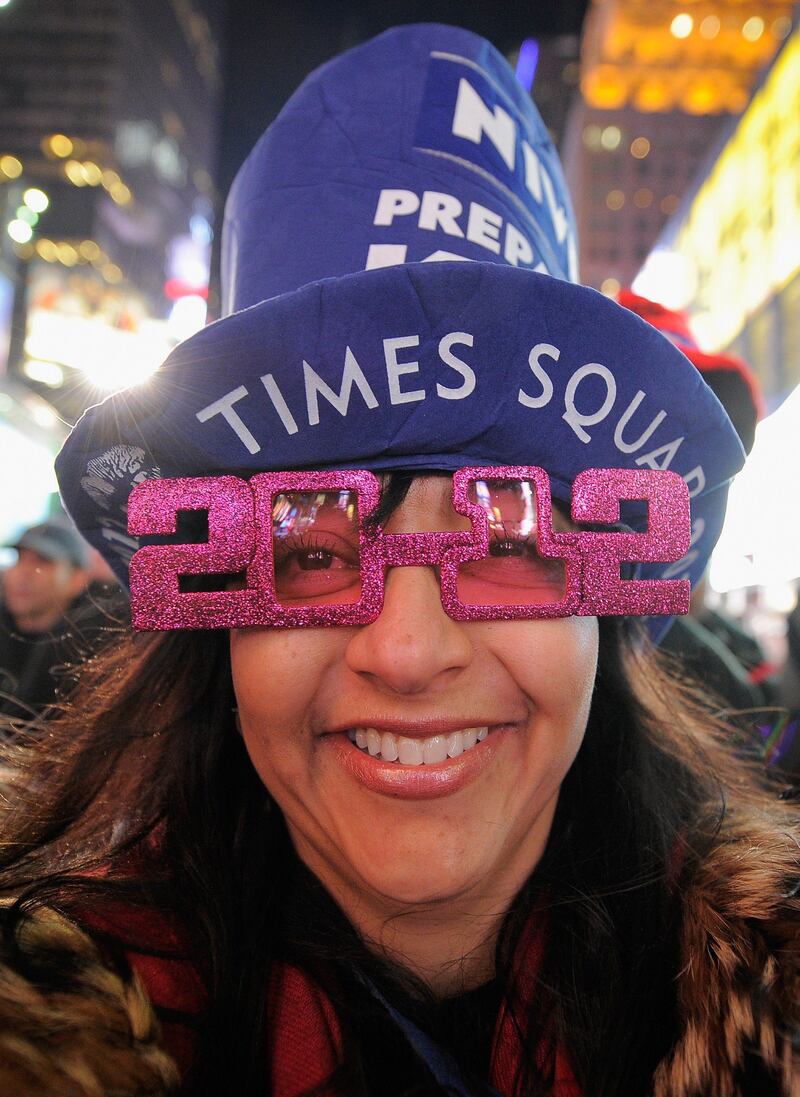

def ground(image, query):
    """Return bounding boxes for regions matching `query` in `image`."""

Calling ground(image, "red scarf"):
[86,905,581,1095]
[266,958,582,1097]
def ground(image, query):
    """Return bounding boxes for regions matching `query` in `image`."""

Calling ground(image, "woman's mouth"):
[324,722,513,799]
[346,726,489,764]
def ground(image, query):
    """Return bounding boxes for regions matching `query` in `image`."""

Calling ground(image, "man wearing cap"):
[0,520,93,719]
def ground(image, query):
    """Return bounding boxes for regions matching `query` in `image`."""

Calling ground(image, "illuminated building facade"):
[635,22,800,404]
[0,0,224,418]
[632,23,800,601]
[562,0,795,293]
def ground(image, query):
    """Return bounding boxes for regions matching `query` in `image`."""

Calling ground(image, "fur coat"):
[0,814,798,1097]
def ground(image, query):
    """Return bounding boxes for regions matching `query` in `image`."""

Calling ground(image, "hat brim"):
[56,262,744,635]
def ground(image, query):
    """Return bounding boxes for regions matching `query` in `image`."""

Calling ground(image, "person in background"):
[0,519,97,720]
[618,290,778,718]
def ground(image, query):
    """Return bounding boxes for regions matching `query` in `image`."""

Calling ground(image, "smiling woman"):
[0,21,799,1097]
[231,476,597,968]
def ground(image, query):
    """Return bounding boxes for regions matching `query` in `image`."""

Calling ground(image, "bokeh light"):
[742,16,764,43]
[23,188,49,213]
[7,219,33,244]
[699,15,721,40]
[0,155,22,179]
[600,125,622,150]
[670,14,693,39]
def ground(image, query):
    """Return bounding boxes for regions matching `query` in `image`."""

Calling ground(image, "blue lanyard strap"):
[362,977,504,1097]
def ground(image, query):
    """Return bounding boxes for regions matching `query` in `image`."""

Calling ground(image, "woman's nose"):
[344,564,473,695]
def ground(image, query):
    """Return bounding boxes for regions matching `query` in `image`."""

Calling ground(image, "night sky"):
[217,0,589,193]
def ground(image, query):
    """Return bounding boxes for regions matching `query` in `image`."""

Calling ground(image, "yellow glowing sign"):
[669,28,800,351]
[581,0,796,114]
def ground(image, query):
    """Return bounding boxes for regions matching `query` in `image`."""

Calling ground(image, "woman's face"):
[231,476,598,914]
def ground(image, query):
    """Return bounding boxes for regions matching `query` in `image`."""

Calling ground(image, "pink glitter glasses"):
[127,466,691,630]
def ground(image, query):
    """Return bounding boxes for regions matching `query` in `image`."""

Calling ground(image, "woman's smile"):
[324,720,517,799]
[232,476,598,911]
[346,723,491,763]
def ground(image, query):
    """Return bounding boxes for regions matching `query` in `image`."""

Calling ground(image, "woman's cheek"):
[482,616,598,715]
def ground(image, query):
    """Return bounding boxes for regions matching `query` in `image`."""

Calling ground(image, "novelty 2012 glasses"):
[127,466,692,630]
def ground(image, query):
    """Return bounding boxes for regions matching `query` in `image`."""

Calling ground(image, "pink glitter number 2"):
[128,466,691,630]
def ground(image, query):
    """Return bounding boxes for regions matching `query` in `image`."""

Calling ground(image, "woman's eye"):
[296,548,336,571]
[488,538,526,558]
[272,534,362,605]
[457,530,567,606]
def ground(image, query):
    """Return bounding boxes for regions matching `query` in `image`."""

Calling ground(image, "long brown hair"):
[0,609,796,1094]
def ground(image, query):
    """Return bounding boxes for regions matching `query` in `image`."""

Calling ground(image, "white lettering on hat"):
[421,250,473,262]
[101,523,139,554]
[436,332,475,400]
[613,391,667,454]
[419,191,464,236]
[261,373,299,435]
[635,437,684,471]
[81,445,155,511]
[466,202,502,253]
[522,144,570,245]
[504,223,533,267]
[365,243,410,269]
[518,343,559,409]
[443,69,572,267]
[562,364,617,444]
[662,553,698,580]
[374,189,420,225]
[303,348,379,426]
[366,245,475,268]
[516,345,704,485]
[369,188,536,269]
[196,386,261,455]
[452,77,516,169]
[384,335,426,404]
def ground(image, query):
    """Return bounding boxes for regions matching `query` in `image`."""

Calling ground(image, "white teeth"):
[397,737,424,765]
[462,728,478,750]
[422,735,449,765]
[380,731,399,762]
[347,726,491,764]
[446,731,463,758]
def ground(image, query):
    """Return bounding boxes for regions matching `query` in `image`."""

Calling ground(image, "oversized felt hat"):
[55,23,745,619]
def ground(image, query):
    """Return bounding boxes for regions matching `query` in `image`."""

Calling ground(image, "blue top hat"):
[221,22,578,312]
[55,24,744,635]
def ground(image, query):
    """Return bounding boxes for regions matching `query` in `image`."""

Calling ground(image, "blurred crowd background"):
[0,0,798,761]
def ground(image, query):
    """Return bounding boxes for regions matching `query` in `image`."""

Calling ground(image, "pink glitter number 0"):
[127,467,691,630]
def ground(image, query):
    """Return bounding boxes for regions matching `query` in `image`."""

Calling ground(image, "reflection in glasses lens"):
[457,480,567,607]
[272,491,362,605]
[271,481,567,610]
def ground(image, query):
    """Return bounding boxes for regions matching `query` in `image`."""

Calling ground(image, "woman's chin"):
[368,868,474,908]
[335,835,496,911]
